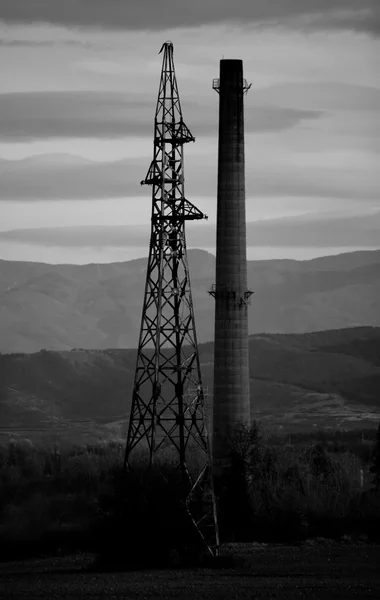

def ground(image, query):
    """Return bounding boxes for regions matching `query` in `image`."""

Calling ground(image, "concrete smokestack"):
[211,59,252,462]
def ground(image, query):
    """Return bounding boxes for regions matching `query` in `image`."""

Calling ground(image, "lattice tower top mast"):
[124,41,219,557]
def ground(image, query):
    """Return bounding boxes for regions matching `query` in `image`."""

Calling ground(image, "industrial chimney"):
[210,59,252,463]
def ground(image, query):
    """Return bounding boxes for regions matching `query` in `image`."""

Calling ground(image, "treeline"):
[0,425,379,566]
[267,428,378,463]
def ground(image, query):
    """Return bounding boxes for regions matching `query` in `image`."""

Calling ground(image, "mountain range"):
[1,327,379,443]
[0,248,379,353]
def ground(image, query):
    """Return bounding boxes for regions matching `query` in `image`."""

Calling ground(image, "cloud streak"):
[0,91,321,142]
[252,82,380,112]
[1,210,379,248]
[0,151,378,202]
[248,165,380,202]
[0,1,379,35]
[0,92,154,141]
[0,155,144,200]
[0,39,98,48]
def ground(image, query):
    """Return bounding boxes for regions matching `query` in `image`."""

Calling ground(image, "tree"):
[369,423,380,492]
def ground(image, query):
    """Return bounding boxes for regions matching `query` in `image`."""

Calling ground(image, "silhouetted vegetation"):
[267,429,378,463]
[370,423,380,492]
[0,426,379,565]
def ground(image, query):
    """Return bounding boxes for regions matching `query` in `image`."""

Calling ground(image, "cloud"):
[0,91,321,142]
[0,92,154,141]
[0,39,97,48]
[245,106,322,133]
[245,211,380,247]
[1,210,379,248]
[284,7,380,37]
[0,148,378,202]
[0,1,379,35]
[248,164,380,202]
[251,82,380,112]
[0,154,145,200]
[0,225,149,247]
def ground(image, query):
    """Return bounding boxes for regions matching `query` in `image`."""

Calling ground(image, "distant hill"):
[1,327,379,443]
[0,249,379,353]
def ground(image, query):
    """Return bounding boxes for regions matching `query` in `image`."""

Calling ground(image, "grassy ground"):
[0,543,380,599]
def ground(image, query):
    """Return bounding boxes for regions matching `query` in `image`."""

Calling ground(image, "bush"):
[369,423,380,492]
[0,428,379,564]
[223,423,379,542]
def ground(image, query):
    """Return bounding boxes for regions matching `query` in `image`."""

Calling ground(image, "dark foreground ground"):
[0,541,380,599]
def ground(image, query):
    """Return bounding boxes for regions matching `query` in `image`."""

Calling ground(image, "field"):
[1,542,380,599]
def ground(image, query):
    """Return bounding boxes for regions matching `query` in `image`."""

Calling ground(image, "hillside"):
[1,327,379,443]
[0,249,379,353]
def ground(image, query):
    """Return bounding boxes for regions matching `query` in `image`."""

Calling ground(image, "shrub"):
[0,428,379,563]
[369,423,380,492]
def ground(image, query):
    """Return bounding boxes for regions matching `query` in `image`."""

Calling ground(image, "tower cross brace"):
[124,41,219,556]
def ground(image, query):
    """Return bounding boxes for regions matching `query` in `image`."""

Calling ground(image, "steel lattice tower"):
[124,41,219,556]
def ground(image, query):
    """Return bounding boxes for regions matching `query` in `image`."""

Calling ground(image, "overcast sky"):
[0,0,379,263]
